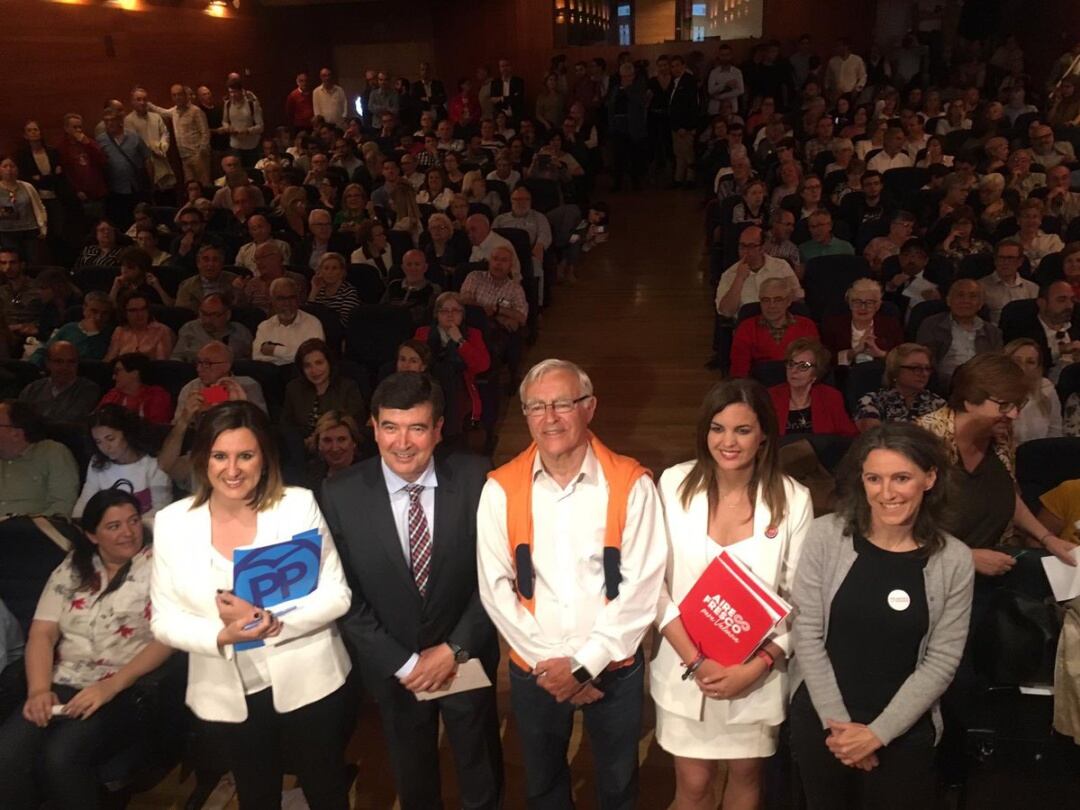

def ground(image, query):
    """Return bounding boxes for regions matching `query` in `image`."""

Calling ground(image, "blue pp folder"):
[233,529,322,650]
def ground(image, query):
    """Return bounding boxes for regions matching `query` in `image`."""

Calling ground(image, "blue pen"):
[242,605,297,631]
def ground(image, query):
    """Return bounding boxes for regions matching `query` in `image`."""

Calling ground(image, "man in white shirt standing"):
[477,358,666,810]
[824,38,867,102]
[252,277,324,365]
[150,84,211,186]
[313,67,348,127]
[125,86,175,195]
[706,44,744,115]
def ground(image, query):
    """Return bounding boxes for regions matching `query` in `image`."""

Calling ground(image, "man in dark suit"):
[490,58,526,124]
[323,373,502,810]
[411,61,447,115]
[1001,279,1080,377]
[667,54,699,188]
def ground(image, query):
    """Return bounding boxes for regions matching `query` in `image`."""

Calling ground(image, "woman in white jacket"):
[150,401,352,810]
[650,379,812,810]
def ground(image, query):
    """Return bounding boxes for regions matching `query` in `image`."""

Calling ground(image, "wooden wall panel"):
[1,0,273,153]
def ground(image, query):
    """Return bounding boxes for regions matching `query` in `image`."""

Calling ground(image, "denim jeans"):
[508,648,644,810]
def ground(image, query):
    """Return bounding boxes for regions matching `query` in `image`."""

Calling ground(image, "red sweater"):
[729,315,820,379]
[768,383,857,437]
[285,88,314,130]
[56,134,108,200]
[414,326,490,422]
[99,385,173,425]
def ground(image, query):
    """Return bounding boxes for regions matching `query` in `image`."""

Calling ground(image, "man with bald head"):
[234,213,292,271]
[494,186,552,301]
[125,85,175,194]
[1029,123,1076,171]
[460,244,528,376]
[18,341,101,423]
[150,83,211,185]
[253,277,325,364]
[235,241,308,313]
[382,249,442,325]
[174,340,266,419]
[1040,164,1080,225]
[466,213,521,281]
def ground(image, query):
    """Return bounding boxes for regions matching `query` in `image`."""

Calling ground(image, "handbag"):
[973,585,1063,686]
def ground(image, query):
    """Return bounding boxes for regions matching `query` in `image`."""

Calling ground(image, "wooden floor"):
[132,188,719,809]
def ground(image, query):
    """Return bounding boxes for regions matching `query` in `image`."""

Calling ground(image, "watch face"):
[454,649,469,663]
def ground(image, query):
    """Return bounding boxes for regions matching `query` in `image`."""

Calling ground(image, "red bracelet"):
[755,649,775,670]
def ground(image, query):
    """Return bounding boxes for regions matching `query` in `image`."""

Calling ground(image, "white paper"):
[1041,547,1080,602]
[415,659,492,701]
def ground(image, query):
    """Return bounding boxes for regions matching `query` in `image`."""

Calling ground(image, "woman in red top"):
[768,338,856,437]
[414,291,490,436]
[820,278,904,368]
[98,352,172,425]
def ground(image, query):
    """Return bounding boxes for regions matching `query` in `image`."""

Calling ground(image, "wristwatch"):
[448,642,470,664]
[570,658,593,684]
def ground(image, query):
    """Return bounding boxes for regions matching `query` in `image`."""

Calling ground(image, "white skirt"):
[655,700,779,760]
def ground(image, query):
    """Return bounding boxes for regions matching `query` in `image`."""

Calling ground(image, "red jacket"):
[285,88,314,130]
[414,326,490,422]
[56,134,108,200]
[447,94,480,125]
[820,313,904,366]
[729,315,820,379]
[99,385,173,425]
[768,383,857,437]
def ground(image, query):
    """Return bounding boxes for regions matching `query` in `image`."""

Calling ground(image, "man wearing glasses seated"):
[171,293,253,362]
[715,225,804,320]
[916,278,1002,386]
[252,277,324,365]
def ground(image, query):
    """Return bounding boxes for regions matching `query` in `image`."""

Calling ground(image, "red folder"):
[678,550,790,666]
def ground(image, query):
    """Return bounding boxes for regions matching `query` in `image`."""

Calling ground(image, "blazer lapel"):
[367,463,423,600]
[427,459,457,593]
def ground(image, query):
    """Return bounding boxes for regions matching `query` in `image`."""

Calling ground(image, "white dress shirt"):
[706,65,745,114]
[714,255,805,316]
[252,309,325,365]
[313,84,348,126]
[477,444,666,676]
[382,459,438,678]
[867,149,914,174]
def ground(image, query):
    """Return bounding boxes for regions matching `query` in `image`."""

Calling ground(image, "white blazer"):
[150,486,352,723]
[649,461,812,726]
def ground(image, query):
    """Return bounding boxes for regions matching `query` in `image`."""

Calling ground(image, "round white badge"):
[887,589,911,612]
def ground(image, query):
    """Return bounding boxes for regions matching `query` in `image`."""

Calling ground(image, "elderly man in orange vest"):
[478,358,666,810]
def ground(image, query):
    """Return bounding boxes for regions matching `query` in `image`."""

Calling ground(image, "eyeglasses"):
[196,359,228,368]
[199,310,227,318]
[437,306,464,314]
[521,394,592,417]
[987,396,1027,413]
[898,364,933,374]
[786,360,816,371]
[737,241,763,250]
[850,298,880,308]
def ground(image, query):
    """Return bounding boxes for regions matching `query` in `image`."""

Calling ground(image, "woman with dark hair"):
[395,338,433,373]
[416,167,454,212]
[150,401,352,810]
[73,404,172,521]
[414,291,490,436]
[103,291,174,361]
[349,219,393,282]
[769,338,856,437]
[650,379,812,810]
[0,489,172,810]
[916,353,1076,567]
[731,178,769,225]
[108,246,173,307]
[75,220,123,268]
[790,422,974,810]
[98,352,172,425]
[33,267,84,339]
[281,338,367,441]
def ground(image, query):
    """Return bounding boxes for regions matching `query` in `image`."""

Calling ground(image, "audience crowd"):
[1,26,1080,810]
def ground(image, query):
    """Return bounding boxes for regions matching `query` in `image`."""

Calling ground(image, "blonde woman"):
[462,169,502,215]
[389,182,422,245]
[1004,338,1063,444]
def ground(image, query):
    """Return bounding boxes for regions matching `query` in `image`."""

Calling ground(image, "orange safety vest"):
[488,433,650,672]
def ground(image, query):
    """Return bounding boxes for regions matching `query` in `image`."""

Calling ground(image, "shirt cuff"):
[574,640,613,679]
[395,653,420,679]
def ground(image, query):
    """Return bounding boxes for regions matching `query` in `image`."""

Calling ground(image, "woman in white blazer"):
[150,401,352,810]
[650,379,812,810]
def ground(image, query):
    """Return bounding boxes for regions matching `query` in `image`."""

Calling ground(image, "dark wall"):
[1,0,273,153]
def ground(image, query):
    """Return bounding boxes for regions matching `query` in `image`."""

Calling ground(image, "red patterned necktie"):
[405,484,431,596]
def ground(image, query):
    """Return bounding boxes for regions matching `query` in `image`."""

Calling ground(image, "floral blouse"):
[33,546,155,689]
[916,405,1015,478]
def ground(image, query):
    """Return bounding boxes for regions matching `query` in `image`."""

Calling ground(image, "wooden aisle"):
[131,188,719,809]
